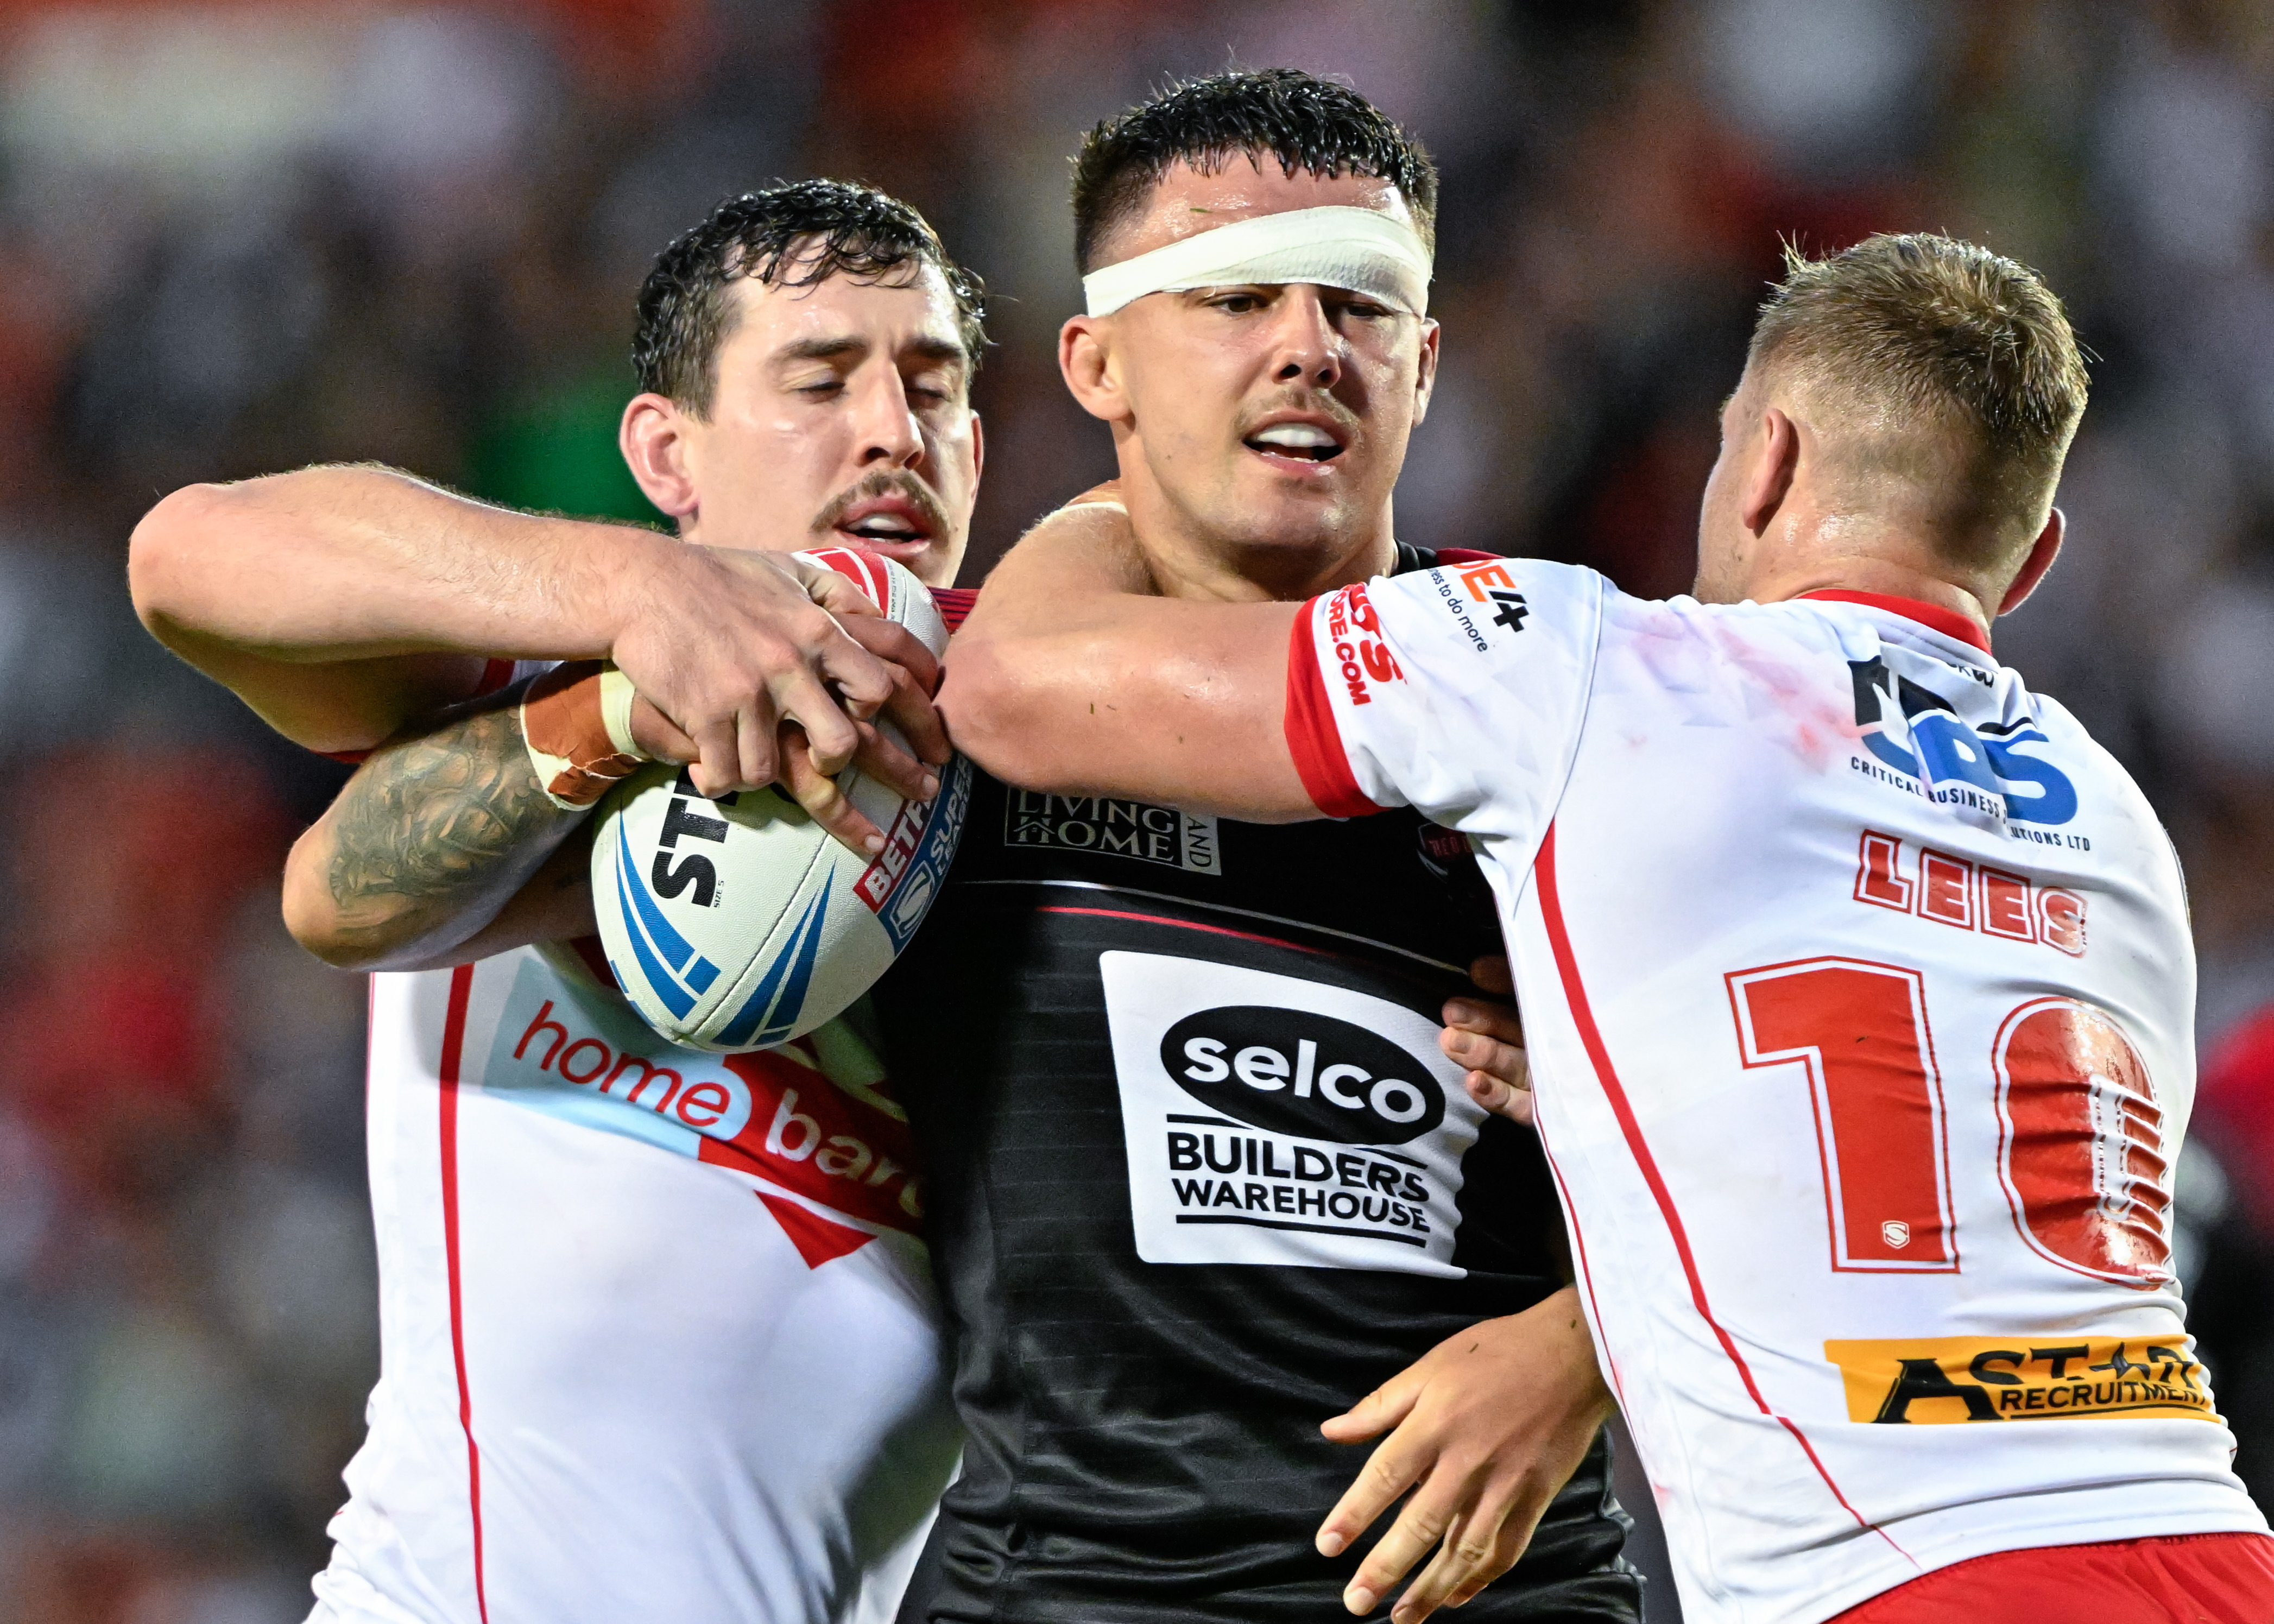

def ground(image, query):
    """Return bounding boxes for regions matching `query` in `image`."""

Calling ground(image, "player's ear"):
[1059,315,1127,424]
[1997,506,2064,616]
[1410,318,1441,426]
[1739,406,1799,537]
[621,393,699,521]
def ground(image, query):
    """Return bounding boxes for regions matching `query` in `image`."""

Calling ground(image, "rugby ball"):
[590,550,969,1052]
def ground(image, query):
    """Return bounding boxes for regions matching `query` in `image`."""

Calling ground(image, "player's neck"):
[1117,481,1398,604]
[1740,526,2000,643]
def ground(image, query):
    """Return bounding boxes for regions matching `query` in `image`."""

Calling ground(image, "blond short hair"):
[1747,233,2088,555]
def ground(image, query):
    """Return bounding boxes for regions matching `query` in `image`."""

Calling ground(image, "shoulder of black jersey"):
[932,585,979,632]
[1399,544,1502,574]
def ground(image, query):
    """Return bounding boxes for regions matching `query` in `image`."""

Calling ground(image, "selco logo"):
[1326,584,1401,706]
[1160,1006,1444,1145]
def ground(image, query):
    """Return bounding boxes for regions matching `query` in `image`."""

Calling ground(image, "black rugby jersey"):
[876,547,1637,1624]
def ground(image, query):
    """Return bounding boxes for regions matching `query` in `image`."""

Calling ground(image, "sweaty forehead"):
[1097,157,1416,268]
[726,263,965,359]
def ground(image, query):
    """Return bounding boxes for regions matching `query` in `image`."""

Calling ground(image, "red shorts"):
[1829,1533,2274,1623]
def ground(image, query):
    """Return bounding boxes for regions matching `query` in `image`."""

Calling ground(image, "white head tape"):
[1081,205,1432,318]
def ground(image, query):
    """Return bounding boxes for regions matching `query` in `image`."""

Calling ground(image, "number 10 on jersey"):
[1725,957,2173,1285]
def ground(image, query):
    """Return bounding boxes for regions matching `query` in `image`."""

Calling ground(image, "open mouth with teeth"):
[1244,422,1346,465]
[843,514,927,543]
[830,498,939,559]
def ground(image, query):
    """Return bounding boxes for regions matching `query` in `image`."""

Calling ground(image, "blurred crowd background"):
[0,1,2270,1620]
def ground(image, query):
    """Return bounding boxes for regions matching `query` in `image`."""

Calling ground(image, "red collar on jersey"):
[1795,589,1992,656]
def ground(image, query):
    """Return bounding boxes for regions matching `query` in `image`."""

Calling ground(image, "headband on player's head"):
[1081,206,1432,318]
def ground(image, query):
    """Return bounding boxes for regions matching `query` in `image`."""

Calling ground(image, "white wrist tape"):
[597,667,641,756]
[1081,206,1432,318]
[522,660,651,811]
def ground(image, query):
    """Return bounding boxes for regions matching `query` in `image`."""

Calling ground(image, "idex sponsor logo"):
[1454,560,1530,634]
[1326,583,1402,706]
[1004,790,1220,874]
[1849,658,2078,826]
[1824,1335,2215,1425]
[1101,952,1482,1277]
[1432,565,1525,653]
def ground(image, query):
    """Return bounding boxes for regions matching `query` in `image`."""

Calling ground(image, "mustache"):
[1235,387,1363,441]
[811,470,953,538]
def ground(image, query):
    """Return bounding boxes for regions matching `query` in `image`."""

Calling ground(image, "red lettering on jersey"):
[1979,868,2035,942]
[1919,851,1974,928]
[710,1049,923,1233]
[854,795,927,912]
[1847,833,2085,959]
[1457,560,1517,601]
[1853,831,1912,913]
[2039,888,2087,957]
[1334,640,1371,705]
[599,1051,680,1107]
[1322,585,1387,705]
[504,997,921,1238]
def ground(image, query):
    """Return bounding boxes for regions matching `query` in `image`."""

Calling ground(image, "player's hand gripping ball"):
[591,550,968,1051]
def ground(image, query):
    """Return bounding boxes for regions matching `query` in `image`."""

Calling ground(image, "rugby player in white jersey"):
[130,182,987,1624]
[937,233,2274,1622]
[130,151,1580,1622]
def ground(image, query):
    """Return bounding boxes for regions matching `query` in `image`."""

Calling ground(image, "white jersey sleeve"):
[1283,557,1603,854]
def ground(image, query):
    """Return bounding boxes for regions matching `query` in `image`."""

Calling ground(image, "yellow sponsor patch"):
[1823,1336,2217,1424]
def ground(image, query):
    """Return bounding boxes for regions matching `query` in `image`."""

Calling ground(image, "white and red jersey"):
[1284,560,2268,1624]
[309,653,959,1624]
[314,940,957,1624]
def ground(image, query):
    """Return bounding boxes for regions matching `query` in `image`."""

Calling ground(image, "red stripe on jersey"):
[932,586,977,632]
[1038,906,1328,958]
[1539,1140,1627,1411]
[1534,824,1912,1564]
[436,964,492,1624]
[1283,599,1380,819]
[1796,590,1992,655]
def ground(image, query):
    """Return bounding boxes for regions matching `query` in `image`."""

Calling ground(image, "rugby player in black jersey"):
[130,82,1634,1624]
[871,76,1633,1624]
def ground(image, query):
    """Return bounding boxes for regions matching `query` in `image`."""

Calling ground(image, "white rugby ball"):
[591,549,969,1052]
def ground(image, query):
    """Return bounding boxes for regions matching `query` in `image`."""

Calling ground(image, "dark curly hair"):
[1070,69,1438,273]
[633,179,987,416]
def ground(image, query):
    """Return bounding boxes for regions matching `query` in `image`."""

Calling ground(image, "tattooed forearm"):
[318,684,588,959]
